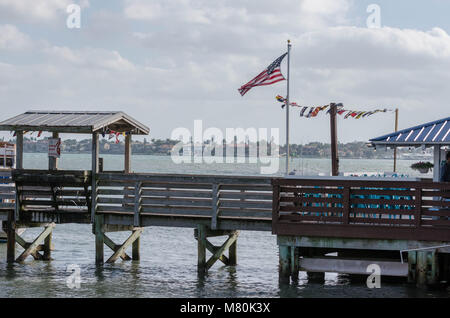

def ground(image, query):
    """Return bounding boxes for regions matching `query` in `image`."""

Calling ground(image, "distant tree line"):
[13,137,432,159]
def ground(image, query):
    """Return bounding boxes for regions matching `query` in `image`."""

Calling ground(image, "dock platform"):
[1,169,449,287]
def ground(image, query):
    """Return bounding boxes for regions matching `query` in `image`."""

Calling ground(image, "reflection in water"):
[0,227,449,298]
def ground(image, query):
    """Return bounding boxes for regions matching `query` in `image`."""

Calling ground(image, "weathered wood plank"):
[98,172,271,184]
[219,210,272,219]
[140,206,212,216]
[141,189,212,198]
[211,183,220,230]
[106,228,142,263]
[103,234,131,261]
[134,182,141,227]
[219,200,272,209]
[140,197,212,206]
[15,224,54,262]
[219,191,272,200]
[205,231,239,270]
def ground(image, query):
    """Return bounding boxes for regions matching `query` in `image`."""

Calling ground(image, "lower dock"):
[1,169,450,287]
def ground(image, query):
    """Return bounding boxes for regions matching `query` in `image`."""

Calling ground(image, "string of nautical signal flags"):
[275,95,394,119]
[101,128,132,144]
[12,131,43,137]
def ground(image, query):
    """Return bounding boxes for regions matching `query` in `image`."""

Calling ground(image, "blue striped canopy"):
[370,116,450,146]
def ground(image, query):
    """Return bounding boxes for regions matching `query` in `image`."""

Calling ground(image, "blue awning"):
[370,116,450,147]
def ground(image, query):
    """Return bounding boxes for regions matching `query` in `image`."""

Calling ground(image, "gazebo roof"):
[0,111,150,135]
[370,116,450,147]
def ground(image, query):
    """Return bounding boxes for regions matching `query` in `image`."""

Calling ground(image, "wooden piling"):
[229,240,237,266]
[416,251,428,287]
[132,236,140,261]
[407,251,417,284]
[6,209,15,263]
[95,214,104,265]
[197,224,207,273]
[43,230,52,261]
[279,245,291,283]
[291,247,299,281]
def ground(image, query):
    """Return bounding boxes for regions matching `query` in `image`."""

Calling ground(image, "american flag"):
[238,52,287,96]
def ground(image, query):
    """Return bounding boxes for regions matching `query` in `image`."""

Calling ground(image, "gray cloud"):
[0,0,448,144]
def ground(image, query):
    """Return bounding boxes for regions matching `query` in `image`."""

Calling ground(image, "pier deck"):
[2,169,450,286]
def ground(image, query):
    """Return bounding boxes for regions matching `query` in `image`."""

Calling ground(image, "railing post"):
[272,181,280,234]
[14,182,20,221]
[134,181,142,227]
[343,186,350,224]
[415,188,422,228]
[211,183,220,230]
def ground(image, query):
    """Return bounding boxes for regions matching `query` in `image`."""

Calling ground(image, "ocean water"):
[0,154,448,298]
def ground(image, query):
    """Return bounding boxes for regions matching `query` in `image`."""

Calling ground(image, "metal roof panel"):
[370,116,450,146]
[0,111,149,135]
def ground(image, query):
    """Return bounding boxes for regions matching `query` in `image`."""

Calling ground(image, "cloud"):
[292,26,450,70]
[124,0,352,30]
[43,46,136,72]
[0,1,449,144]
[0,0,72,22]
[0,24,32,50]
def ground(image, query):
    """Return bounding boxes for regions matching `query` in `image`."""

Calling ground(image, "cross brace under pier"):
[195,224,239,273]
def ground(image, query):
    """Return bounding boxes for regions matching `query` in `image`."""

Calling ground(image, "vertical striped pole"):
[393,108,399,172]
[285,40,291,175]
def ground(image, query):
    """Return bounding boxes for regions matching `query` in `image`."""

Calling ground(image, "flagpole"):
[285,39,291,175]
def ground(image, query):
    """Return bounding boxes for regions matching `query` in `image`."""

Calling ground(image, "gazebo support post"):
[433,145,443,182]
[124,133,141,260]
[15,131,23,170]
[49,132,59,170]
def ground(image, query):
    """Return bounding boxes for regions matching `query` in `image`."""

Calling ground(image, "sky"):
[0,0,449,144]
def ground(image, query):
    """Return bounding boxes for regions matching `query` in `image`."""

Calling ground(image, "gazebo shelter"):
[370,116,450,181]
[0,110,150,173]
[0,111,149,263]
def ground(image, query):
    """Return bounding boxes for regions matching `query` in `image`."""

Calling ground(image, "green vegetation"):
[15,137,432,159]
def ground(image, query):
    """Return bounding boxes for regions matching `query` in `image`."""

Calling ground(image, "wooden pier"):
[2,169,273,271]
[272,177,450,286]
[1,169,450,286]
[0,110,449,288]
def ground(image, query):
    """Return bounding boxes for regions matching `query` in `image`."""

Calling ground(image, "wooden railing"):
[272,178,450,241]
[95,173,272,229]
[0,170,14,221]
[12,169,91,223]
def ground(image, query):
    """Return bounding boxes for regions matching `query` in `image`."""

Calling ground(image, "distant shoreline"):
[9,138,433,160]
[21,151,432,161]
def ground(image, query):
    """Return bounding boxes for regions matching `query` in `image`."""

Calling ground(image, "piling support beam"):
[407,251,417,284]
[195,225,239,273]
[279,245,291,283]
[95,214,104,265]
[103,234,131,261]
[205,231,239,270]
[43,230,52,261]
[106,228,142,263]
[132,237,140,261]
[15,224,54,263]
[6,209,16,263]
[427,251,439,286]
[229,240,237,266]
[291,247,299,282]
[197,225,207,273]
[416,251,428,287]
